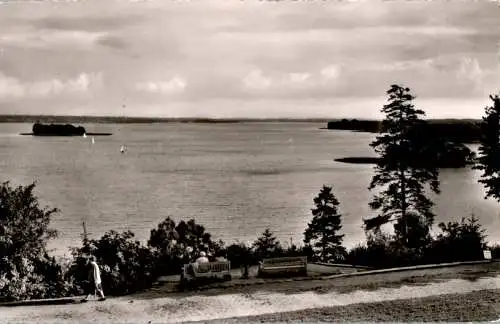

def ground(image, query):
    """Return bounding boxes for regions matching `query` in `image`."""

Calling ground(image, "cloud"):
[0,72,103,99]
[0,0,499,118]
[320,65,341,81]
[288,73,311,84]
[243,69,271,90]
[456,57,484,89]
[243,65,340,93]
[31,14,145,33]
[0,29,106,48]
[135,76,186,94]
[96,35,128,50]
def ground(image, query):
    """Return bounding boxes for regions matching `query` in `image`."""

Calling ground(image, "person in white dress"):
[83,256,106,302]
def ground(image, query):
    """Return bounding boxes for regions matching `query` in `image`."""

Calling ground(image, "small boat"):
[120,145,126,153]
[83,133,87,138]
[91,137,95,144]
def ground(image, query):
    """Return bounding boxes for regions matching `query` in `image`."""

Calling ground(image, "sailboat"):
[120,145,126,153]
[83,133,87,138]
[91,137,95,144]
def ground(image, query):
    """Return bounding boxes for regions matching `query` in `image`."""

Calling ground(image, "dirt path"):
[206,289,500,323]
[1,271,499,323]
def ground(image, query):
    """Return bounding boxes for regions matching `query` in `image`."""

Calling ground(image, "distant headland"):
[19,122,112,136]
[330,119,479,168]
[326,118,482,144]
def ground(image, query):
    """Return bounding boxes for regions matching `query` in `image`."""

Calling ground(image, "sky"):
[0,0,499,119]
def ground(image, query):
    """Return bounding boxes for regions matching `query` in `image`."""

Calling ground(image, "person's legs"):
[82,280,93,301]
[95,283,106,300]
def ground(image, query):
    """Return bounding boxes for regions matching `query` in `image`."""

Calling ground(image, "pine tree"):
[364,85,440,244]
[253,228,281,259]
[475,94,500,202]
[304,185,346,262]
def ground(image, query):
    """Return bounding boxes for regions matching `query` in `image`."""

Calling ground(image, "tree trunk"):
[400,168,407,244]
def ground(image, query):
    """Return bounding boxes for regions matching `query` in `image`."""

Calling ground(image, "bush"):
[345,232,424,269]
[345,232,395,268]
[148,218,225,276]
[490,244,500,259]
[225,242,256,268]
[348,216,490,269]
[424,216,487,263]
[281,244,312,260]
[68,230,155,296]
[0,181,67,301]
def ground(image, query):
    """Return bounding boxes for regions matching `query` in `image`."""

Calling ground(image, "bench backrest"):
[261,256,307,267]
[197,261,230,273]
[183,261,231,277]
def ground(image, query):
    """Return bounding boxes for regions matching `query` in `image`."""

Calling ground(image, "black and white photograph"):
[0,0,499,322]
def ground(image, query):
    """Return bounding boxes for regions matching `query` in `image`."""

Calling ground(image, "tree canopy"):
[475,94,500,202]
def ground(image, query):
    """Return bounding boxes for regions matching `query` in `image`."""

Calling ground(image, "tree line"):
[1,85,499,301]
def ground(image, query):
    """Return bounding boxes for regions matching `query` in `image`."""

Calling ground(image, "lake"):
[0,122,498,256]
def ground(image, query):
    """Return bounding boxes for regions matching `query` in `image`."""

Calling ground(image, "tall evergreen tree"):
[304,185,346,262]
[365,85,440,243]
[475,94,500,202]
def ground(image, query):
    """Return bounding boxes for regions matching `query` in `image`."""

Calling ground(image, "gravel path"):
[206,289,500,323]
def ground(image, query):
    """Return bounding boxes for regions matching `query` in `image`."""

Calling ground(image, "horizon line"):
[0,114,482,123]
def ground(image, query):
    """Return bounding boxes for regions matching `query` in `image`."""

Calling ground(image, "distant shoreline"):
[0,115,333,124]
[0,115,481,124]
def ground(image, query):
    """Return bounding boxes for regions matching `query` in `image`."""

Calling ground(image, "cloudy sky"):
[0,0,499,118]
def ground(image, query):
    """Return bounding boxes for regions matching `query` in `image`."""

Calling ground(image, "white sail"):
[91,137,95,144]
[120,145,126,153]
[83,133,87,138]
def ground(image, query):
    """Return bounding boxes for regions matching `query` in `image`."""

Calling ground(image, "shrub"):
[148,218,224,276]
[424,216,487,263]
[345,231,424,269]
[68,230,155,296]
[490,244,500,259]
[225,242,256,268]
[0,181,67,301]
[345,232,395,268]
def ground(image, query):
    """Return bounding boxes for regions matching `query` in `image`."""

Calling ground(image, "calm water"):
[0,122,499,256]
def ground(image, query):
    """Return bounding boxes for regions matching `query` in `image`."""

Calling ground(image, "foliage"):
[490,244,500,259]
[365,85,439,247]
[68,230,155,296]
[348,215,489,268]
[424,216,487,263]
[474,94,500,202]
[148,217,224,275]
[0,181,66,301]
[225,242,256,268]
[393,212,432,253]
[252,228,283,260]
[304,185,346,262]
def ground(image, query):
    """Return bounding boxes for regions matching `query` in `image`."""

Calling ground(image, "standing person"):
[83,256,106,302]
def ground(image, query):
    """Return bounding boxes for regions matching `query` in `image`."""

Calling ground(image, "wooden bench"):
[180,261,232,288]
[258,256,307,277]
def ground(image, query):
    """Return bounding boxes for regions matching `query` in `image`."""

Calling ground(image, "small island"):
[20,122,112,136]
